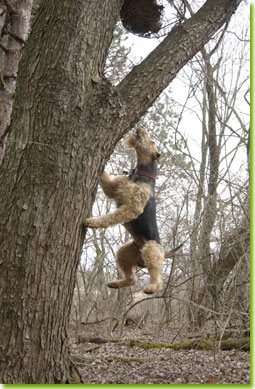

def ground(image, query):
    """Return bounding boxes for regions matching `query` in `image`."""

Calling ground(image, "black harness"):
[127,162,161,246]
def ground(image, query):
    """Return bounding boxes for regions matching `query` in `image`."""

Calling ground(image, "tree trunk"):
[0,0,243,383]
[187,93,208,324]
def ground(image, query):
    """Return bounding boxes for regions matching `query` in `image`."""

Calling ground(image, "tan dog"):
[85,128,181,294]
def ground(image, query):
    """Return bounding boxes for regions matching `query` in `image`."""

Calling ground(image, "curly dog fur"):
[85,128,180,294]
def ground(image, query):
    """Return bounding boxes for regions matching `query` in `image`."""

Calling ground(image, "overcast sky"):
[123,1,250,182]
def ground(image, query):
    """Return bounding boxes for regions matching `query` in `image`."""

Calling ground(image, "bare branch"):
[116,0,242,132]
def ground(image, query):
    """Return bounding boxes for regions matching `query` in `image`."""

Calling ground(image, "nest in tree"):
[120,0,164,36]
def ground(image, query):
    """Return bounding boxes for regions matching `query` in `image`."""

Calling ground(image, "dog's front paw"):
[100,171,109,180]
[84,217,98,228]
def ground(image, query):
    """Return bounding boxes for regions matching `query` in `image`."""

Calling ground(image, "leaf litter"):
[70,324,250,384]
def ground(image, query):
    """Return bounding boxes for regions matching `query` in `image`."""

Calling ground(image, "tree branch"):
[116,0,242,129]
[77,336,250,351]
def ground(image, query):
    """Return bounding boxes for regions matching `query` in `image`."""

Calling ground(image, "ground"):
[69,324,250,384]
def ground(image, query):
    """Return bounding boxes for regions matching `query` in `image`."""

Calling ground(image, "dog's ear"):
[123,134,137,149]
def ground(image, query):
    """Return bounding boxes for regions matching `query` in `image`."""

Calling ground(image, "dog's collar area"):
[137,169,157,180]
[128,168,157,180]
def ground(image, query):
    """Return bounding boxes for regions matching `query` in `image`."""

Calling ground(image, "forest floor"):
[70,324,250,384]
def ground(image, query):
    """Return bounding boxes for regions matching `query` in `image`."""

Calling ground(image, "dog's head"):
[123,128,161,165]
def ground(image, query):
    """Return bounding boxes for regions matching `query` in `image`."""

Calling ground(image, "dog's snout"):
[155,152,161,162]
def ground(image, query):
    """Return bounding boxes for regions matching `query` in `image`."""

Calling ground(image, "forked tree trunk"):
[0,0,242,383]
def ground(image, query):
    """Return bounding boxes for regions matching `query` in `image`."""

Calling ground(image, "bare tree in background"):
[171,1,250,331]
[73,2,249,340]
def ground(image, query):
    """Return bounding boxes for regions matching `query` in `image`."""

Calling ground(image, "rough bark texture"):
[0,0,122,383]
[0,0,243,383]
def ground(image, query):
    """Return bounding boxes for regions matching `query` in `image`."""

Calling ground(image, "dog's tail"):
[164,243,183,258]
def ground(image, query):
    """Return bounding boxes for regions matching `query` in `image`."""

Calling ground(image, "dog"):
[85,128,182,294]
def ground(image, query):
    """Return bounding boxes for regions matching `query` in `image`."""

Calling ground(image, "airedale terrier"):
[85,128,181,294]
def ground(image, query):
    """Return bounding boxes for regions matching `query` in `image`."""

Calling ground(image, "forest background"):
[75,0,250,338]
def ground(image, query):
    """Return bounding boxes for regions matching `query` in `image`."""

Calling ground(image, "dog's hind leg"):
[107,241,140,289]
[141,240,164,294]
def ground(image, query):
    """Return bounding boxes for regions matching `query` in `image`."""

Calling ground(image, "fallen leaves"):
[70,325,250,384]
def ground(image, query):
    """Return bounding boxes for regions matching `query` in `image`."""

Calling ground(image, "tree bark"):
[0,0,243,383]
[0,0,123,383]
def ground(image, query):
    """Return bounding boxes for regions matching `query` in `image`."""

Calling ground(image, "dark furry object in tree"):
[120,0,164,36]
